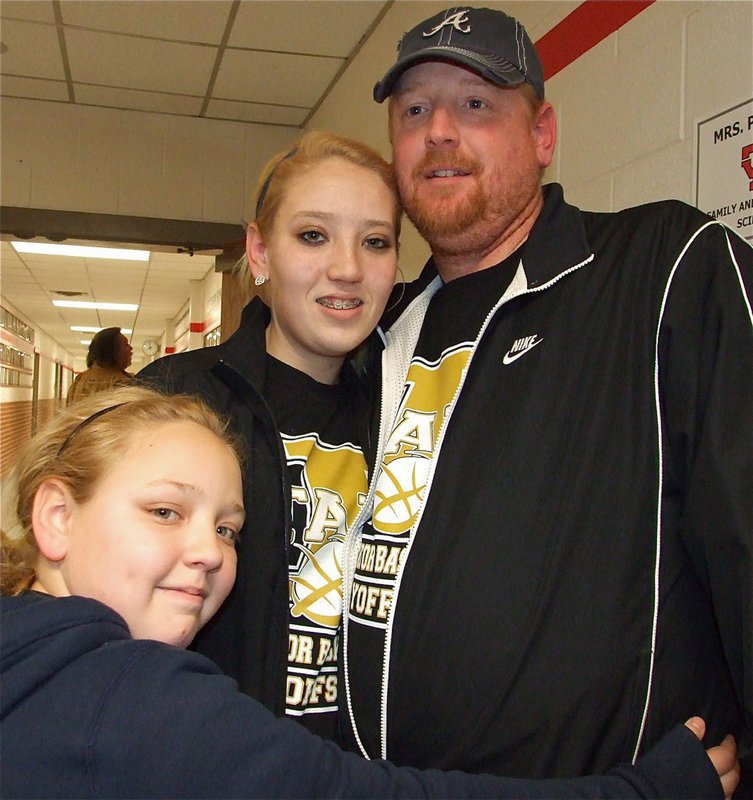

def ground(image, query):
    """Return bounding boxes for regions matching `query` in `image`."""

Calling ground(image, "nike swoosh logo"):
[502,337,543,364]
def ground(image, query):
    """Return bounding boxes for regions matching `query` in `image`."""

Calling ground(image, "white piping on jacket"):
[725,225,753,327]
[632,220,753,762]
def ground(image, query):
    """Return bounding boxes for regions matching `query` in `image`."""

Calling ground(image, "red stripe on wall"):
[189,322,205,333]
[535,0,656,82]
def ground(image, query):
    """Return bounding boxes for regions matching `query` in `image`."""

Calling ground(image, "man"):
[340,5,752,791]
[67,326,132,403]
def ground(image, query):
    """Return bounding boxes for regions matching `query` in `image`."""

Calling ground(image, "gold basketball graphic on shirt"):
[373,454,430,530]
[373,347,471,535]
[284,435,367,627]
[290,539,343,627]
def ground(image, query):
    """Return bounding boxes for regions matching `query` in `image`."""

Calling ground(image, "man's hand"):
[685,716,740,799]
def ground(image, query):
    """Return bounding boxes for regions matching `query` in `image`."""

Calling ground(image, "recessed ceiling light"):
[11,242,150,261]
[71,326,133,334]
[54,300,138,311]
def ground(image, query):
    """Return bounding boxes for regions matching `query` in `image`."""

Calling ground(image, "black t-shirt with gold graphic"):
[347,256,519,758]
[266,355,368,739]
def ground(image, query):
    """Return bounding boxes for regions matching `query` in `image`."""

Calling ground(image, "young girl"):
[138,131,400,737]
[0,386,737,799]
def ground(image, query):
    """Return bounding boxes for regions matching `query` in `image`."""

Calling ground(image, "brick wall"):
[1,400,32,477]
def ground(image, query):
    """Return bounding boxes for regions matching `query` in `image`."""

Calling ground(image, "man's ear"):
[32,479,74,562]
[245,224,269,284]
[533,102,557,169]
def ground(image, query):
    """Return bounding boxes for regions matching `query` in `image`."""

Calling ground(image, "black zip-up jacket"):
[138,297,370,717]
[0,592,726,798]
[341,184,753,786]
[138,297,290,714]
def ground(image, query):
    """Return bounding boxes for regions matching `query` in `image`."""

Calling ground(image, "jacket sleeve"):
[92,644,723,799]
[659,220,753,779]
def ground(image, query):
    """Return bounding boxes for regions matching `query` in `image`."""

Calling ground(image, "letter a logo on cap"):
[373,6,545,103]
[423,10,471,37]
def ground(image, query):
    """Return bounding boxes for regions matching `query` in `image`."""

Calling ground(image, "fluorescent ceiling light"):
[71,326,132,334]
[54,300,138,311]
[80,340,92,346]
[11,241,149,261]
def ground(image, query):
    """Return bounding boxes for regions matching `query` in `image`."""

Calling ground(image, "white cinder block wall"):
[550,0,753,214]
[0,99,298,223]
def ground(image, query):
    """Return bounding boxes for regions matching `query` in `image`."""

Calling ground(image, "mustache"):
[411,153,482,181]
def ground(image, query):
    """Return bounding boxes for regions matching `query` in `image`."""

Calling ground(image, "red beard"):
[400,152,487,241]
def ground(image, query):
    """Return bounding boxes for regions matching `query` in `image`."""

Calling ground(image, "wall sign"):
[696,99,753,241]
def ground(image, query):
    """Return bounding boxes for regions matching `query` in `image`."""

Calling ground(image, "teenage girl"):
[138,131,400,738]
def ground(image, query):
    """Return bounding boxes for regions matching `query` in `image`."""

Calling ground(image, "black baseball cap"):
[373,6,544,103]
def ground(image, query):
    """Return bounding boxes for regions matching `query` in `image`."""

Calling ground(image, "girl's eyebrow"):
[291,210,333,220]
[145,479,196,492]
[291,210,393,230]
[143,480,245,519]
[228,505,246,523]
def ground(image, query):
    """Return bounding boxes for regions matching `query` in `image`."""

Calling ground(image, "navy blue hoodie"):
[0,593,722,799]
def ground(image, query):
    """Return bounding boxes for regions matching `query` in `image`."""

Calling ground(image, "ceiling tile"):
[0,19,67,81]
[74,84,203,116]
[59,0,234,44]
[0,75,69,101]
[229,0,385,57]
[65,28,217,95]
[205,98,308,126]
[0,1,56,23]
[214,49,341,106]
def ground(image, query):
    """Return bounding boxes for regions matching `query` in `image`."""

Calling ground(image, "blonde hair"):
[237,130,402,295]
[1,385,241,596]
